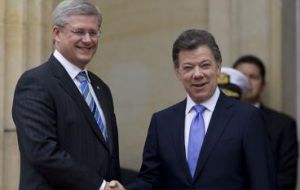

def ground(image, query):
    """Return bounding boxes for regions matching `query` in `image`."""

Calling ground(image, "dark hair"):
[172,29,222,67]
[232,55,266,81]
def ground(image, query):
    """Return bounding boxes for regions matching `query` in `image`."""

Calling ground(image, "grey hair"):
[52,0,102,28]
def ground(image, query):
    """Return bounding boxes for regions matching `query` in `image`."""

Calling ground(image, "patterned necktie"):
[76,71,107,140]
[188,105,206,177]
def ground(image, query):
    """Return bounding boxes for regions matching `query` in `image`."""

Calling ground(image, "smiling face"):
[53,15,100,69]
[175,46,221,103]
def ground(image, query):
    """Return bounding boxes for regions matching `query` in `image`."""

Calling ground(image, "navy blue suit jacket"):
[260,105,298,190]
[12,55,120,190]
[128,93,277,190]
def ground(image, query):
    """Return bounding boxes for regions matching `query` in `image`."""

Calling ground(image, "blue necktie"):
[188,105,206,177]
[76,71,107,140]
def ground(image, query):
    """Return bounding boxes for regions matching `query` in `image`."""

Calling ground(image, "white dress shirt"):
[53,50,107,190]
[184,88,220,159]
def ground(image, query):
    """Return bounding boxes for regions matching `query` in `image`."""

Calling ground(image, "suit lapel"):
[193,94,234,180]
[89,73,114,152]
[170,100,194,182]
[49,55,109,151]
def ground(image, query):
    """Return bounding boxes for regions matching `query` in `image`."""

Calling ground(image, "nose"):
[81,33,93,42]
[193,67,203,78]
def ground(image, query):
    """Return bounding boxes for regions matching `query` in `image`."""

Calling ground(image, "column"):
[0,0,5,188]
[296,1,300,188]
[208,0,282,110]
[3,0,28,188]
[208,0,235,67]
[0,0,55,189]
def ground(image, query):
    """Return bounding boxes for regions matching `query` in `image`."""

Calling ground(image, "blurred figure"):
[127,29,277,190]
[233,55,298,190]
[217,67,250,99]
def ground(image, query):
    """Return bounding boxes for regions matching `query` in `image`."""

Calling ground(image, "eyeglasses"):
[60,25,101,39]
[70,28,101,39]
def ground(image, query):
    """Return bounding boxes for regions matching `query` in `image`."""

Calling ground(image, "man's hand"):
[105,180,125,190]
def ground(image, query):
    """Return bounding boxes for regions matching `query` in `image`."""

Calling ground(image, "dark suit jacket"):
[12,55,120,190]
[127,93,277,190]
[260,104,298,190]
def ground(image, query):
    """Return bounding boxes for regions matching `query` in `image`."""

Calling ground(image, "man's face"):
[175,46,221,104]
[235,63,265,103]
[53,15,100,69]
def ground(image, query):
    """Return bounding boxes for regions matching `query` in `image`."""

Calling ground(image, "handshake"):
[105,180,125,190]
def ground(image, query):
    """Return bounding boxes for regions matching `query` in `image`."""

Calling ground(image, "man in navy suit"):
[127,29,277,190]
[233,55,298,190]
[12,0,124,189]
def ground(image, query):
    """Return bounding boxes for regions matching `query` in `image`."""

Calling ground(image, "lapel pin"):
[96,86,100,90]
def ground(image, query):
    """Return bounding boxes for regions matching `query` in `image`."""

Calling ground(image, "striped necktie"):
[76,71,107,140]
[187,105,206,177]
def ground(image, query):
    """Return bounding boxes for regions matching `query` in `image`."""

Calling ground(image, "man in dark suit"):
[233,55,298,190]
[127,29,277,190]
[12,0,124,189]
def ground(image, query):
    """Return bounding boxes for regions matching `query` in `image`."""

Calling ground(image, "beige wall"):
[209,0,283,110]
[0,0,297,189]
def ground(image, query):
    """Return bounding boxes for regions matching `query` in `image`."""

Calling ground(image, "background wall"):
[0,0,298,189]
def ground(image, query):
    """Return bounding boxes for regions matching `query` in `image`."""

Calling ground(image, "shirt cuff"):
[99,180,106,190]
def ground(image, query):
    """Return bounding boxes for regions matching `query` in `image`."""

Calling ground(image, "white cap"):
[218,67,250,98]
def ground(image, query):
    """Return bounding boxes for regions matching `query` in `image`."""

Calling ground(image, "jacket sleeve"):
[277,119,298,190]
[243,109,278,190]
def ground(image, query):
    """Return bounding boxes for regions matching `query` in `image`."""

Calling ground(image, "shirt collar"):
[253,102,260,108]
[185,87,220,114]
[53,50,89,81]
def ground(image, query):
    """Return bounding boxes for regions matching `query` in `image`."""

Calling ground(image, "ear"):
[52,26,62,43]
[174,65,181,80]
[261,80,266,91]
[216,63,221,77]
